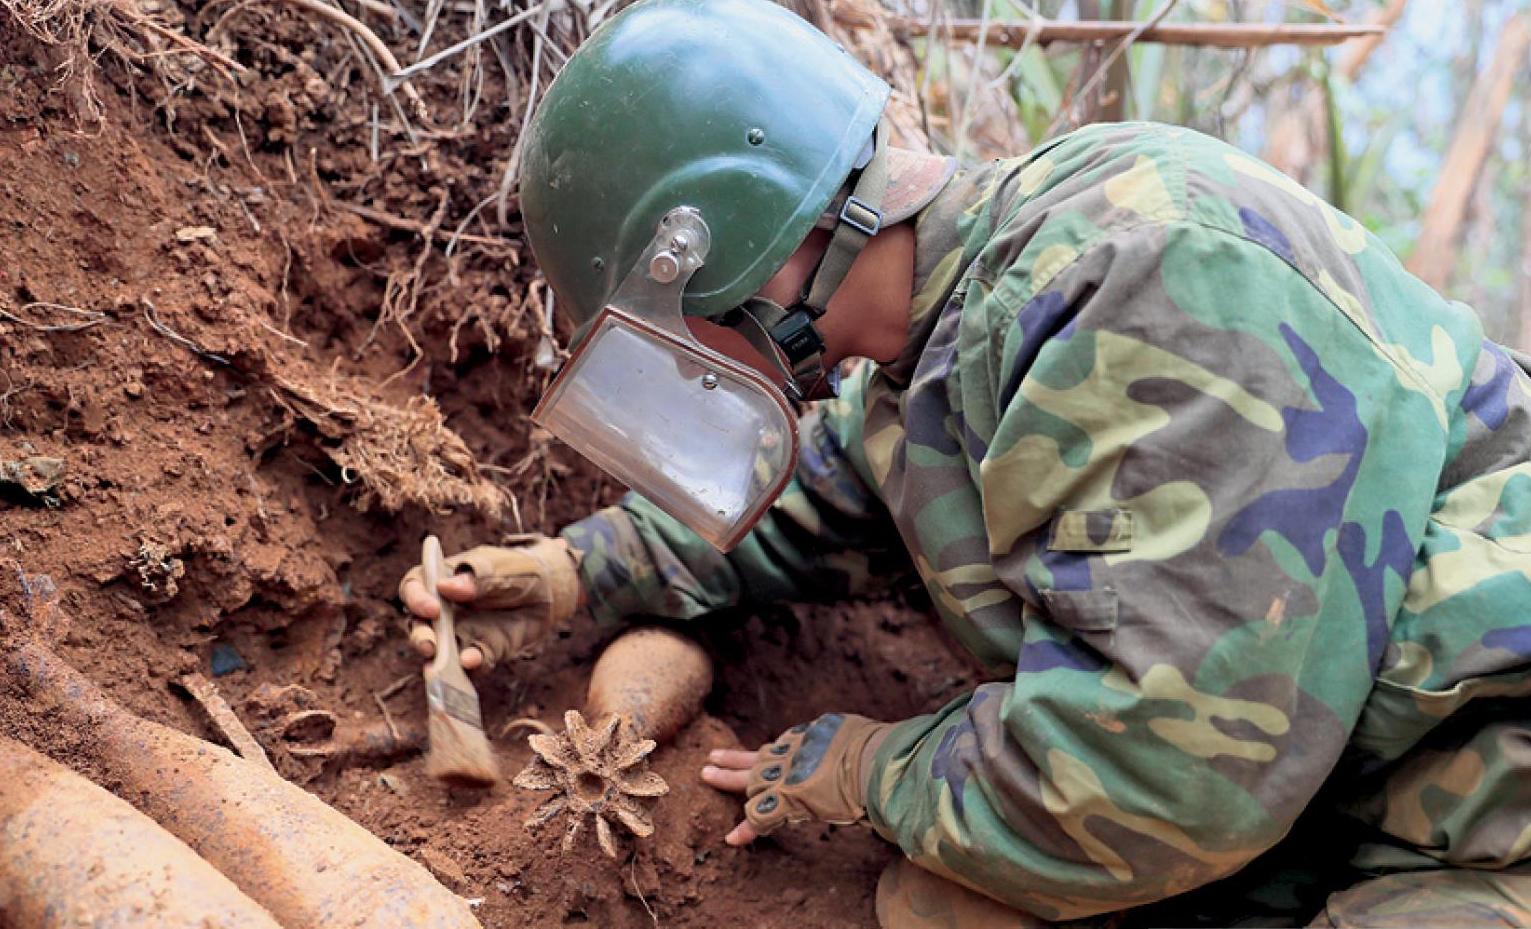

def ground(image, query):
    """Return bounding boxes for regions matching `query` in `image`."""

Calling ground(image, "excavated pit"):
[0,14,979,926]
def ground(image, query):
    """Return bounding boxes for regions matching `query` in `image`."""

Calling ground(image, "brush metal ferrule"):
[426,678,484,729]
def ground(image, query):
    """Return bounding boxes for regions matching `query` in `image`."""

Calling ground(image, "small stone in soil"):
[418,846,468,891]
[0,455,65,499]
[210,642,248,677]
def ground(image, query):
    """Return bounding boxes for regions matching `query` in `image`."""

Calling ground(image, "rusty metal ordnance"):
[515,626,714,856]
[586,625,714,744]
[0,735,283,929]
[4,635,482,929]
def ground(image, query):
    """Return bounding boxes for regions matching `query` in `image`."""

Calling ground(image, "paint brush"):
[421,535,500,788]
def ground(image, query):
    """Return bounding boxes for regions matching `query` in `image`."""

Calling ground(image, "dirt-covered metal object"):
[514,709,667,857]
[2,589,484,929]
[513,626,714,857]
[0,735,283,929]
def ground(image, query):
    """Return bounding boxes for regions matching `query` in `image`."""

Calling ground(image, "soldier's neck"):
[817,220,916,366]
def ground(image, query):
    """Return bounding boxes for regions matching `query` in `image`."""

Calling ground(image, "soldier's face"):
[683,228,834,389]
[685,317,781,384]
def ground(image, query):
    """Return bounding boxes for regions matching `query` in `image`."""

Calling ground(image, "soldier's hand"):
[700,713,892,846]
[398,535,583,672]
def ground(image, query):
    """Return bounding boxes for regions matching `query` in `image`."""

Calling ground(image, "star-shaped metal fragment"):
[513,709,669,857]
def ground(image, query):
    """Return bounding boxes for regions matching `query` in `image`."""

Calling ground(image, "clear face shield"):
[532,208,799,552]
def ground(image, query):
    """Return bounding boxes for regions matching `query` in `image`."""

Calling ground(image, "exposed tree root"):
[268,363,508,519]
[1,0,240,123]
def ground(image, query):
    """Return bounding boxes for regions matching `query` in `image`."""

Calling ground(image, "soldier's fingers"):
[724,820,759,846]
[706,748,759,771]
[409,624,437,658]
[401,579,441,620]
[460,645,484,671]
[437,573,479,602]
[700,764,750,793]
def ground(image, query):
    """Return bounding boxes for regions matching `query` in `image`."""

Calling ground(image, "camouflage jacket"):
[560,122,1531,918]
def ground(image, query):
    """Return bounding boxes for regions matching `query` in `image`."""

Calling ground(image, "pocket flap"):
[1049,509,1133,553]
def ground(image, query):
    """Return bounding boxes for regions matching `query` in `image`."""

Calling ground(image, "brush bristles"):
[425,711,500,788]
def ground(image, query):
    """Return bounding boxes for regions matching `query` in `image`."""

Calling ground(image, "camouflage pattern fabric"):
[877,841,1531,929]
[1309,863,1531,928]
[559,121,1531,921]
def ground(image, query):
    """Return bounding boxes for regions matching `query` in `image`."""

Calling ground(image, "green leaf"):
[1015,45,1063,115]
[1347,113,1405,215]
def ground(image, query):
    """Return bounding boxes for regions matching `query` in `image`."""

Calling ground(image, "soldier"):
[400,0,1531,924]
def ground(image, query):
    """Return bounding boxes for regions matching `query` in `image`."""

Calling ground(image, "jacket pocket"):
[1039,509,1133,634]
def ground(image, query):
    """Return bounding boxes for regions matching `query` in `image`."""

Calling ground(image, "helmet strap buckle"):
[837,196,882,237]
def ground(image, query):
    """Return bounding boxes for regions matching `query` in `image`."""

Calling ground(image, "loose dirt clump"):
[0,4,979,927]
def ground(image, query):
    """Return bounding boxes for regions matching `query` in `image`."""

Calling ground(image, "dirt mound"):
[0,8,976,927]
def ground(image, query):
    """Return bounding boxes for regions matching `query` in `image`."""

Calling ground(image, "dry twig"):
[373,672,416,743]
[0,302,109,333]
[1048,0,1180,137]
[338,200,519,248]
[143,303,231,365]
[386,3,546,89]
[214,0,429,119]
[893,17,1385,48]
[175,673,277,772]
[143,300,231,365]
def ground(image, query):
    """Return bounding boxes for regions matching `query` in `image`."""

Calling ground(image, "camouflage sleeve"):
[558,365,908,625]
[1343,342,1531,869]
[863,217,1468,918]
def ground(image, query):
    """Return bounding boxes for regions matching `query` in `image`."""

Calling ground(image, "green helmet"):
[519,0,890,328]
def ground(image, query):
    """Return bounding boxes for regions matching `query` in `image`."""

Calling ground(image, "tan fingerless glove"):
[399,535,582,668]
[743,713,892,835]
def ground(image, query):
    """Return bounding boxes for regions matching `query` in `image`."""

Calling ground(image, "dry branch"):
[1336,0,1409,82]
[1408,13,1531,291]
[174,673,277,773]
[338,200,520,248]
[385,4,545,89]
[893,18,1385,49]
[0,302,109,333]
[1056,0,1180,131]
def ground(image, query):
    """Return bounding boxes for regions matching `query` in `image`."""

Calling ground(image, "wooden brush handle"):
[421,536,458,673]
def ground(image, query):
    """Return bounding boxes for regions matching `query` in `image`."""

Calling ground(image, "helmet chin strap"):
[730,121,891,402]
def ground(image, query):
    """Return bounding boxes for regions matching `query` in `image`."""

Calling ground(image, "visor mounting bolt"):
[670,233,691,253]
[747,127,766,146]
[701,372,719,390]
[650,251,681,284]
